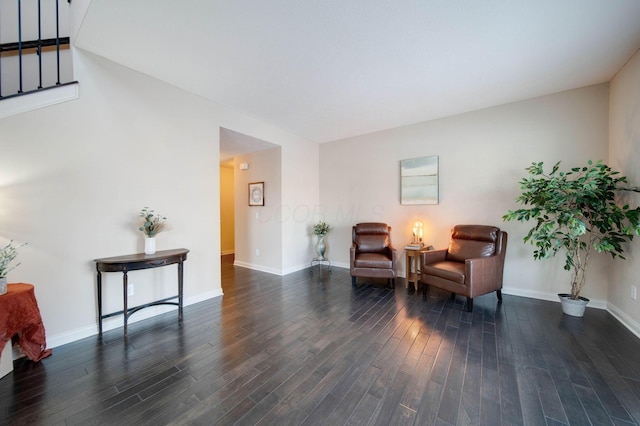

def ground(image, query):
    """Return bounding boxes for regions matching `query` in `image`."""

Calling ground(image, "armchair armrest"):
[421,249,447,265]
[385,245,398,264]
[465,255,501,296]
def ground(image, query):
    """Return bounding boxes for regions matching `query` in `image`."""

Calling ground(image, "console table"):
[95,248,189,336]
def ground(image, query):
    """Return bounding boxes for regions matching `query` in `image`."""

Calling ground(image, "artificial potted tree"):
[503,160,640,316]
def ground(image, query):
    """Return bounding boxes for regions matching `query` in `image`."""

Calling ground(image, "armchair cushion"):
[447,225,499,262]
[423,261,465,284]
[355,234,390,253]
[354,252,394,269]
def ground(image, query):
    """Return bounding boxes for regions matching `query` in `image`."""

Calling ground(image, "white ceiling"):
[75,0,640,144]
[219,127,279,163]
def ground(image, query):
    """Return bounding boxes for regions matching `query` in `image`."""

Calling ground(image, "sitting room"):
[1,1,640,424]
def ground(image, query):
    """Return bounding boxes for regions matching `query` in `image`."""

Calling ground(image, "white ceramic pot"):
[0,277,6,295]
[144,237,156,255]
[558,293,589,317]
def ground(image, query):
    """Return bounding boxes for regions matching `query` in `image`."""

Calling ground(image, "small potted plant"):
[139,207,167,254]
[503,160,640,316]
[0,241,26,295]
[312,221,332,260]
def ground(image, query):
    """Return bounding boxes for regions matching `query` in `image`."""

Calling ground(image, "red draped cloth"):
[0,283,52,362]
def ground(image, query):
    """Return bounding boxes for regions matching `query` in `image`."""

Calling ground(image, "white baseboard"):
[504,288,639,338]
[233,260,282,276]
[606,302,640,339]
[232,260,313,276]
[283,262,349,275]
[46,290,223,349]
[501,286,607,310]
[282,263,311,275]
[0,343,12,378]
[331,261,350,270]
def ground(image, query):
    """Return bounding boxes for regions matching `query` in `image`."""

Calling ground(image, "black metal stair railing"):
[0,0,76,100]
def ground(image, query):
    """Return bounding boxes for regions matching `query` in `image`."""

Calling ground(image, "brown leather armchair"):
[420,225,507,312]
[350,222,397,288]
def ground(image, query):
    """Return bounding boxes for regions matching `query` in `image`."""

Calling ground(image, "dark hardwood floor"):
[2,256,640,425]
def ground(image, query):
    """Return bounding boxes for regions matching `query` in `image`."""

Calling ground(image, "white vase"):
[558,293,589,317]
[0,277,6,295]
[315,235,327,260]
[145,237,156,254]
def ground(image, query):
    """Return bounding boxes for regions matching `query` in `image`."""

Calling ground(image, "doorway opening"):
[219,127,280,271]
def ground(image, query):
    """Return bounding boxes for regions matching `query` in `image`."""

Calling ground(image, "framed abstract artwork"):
[248,182,264,206]
[401,156,439,205]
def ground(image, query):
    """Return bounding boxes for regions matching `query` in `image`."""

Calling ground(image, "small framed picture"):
[248,182,264,206]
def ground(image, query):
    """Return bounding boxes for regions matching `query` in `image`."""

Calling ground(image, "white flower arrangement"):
[138,207,167,237]
[0,240,26,278]
[313,221,332,236]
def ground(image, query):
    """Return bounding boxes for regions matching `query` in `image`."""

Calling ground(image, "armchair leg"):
[351,276,356,287]
[466,297,473,312]
[496,290,503,301]
[390,278,396,289]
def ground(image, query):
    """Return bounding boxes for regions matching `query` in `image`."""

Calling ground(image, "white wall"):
[609,48,640,332]
[0,50,222,344]
[234,148,283,274]
[0,44,318,347]
[320,84,610,303]
[280,138,322,273]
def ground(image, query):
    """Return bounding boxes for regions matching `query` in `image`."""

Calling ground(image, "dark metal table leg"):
[178,261,184,322]
[97,270,103,335]
[123,271,128,336]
